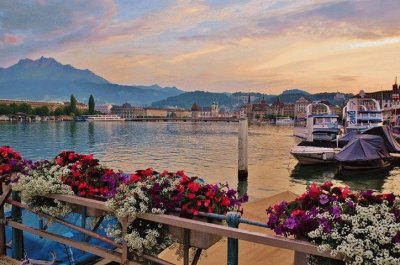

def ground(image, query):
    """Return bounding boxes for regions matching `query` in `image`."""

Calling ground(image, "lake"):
[1,121,400,200]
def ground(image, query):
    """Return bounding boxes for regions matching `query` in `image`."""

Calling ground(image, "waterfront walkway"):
[158,191,298,265]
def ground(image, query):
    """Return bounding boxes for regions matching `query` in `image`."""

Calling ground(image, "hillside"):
[0,57,183,105]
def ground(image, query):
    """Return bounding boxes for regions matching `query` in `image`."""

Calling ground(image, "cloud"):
[332,75,358,82]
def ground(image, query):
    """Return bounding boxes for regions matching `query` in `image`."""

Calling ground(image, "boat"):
[74,116,87,122]
[85,115,125,121]
[275,116,294,126]
[290,145,341,165]
[335,134,391,170]
[293,101,340,142]
[343,94,383,133]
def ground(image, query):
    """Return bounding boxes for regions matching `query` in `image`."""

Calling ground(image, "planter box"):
[71,204,107,218]
[168,217,223,249]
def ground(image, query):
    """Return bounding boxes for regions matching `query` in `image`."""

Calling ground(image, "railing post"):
[226,212,240,265]
[0,184,6,255]
[294,251,308,265]
[11,191,24,260]
[81,206,87,241]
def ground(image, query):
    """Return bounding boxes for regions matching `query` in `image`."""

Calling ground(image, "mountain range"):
[0,57,183,105]
[0,57,353,108]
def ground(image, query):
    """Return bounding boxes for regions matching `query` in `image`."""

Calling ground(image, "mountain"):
[152,89,353,109]
[152,91,240,109]
[0,57,183,105]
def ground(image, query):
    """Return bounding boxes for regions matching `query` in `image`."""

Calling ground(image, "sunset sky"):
[1,0,400,94]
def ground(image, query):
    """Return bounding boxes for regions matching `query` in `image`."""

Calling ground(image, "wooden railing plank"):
[45,194,340,260]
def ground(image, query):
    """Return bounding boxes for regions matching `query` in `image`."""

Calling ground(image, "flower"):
[266,181,400,265]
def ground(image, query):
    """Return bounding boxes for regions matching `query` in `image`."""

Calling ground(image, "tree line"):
[0,94,96,117]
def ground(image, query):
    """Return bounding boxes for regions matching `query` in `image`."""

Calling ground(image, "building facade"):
[95,104,113,114]
[294,96,312,119]
[111,103,144,118]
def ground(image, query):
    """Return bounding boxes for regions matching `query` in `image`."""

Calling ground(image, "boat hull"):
[290,146,339,165]
[340,159,391,170]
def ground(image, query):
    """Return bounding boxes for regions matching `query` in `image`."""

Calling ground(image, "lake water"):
[1,121,400,200]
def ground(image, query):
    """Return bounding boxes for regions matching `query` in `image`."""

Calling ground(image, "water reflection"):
[290,164,390,192]
[88,122,95,147]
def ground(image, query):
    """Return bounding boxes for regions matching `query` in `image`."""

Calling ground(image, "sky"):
[1,0,400,94]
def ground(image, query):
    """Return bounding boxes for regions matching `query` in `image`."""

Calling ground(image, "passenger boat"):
[85,115,125,121]
[293,102,340,142]
[275,116,294,126]
[343,95,383,133]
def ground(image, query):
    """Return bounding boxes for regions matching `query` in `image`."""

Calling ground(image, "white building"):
[95,104,113,114]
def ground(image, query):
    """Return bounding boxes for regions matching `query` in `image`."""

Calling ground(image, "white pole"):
[238,116,248,181]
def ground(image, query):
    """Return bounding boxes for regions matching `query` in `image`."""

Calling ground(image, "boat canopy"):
[336,134,390,162]
[333,131,359,147]
[362,125,400,153]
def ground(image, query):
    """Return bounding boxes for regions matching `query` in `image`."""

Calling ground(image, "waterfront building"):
[95,104,113,114]
[64,101,88,110]
[282,103,295,117]
[271,97,284,116]
[143,107,168,118]
[0,98,63,111]
[294,96,312,119]
[190,102,219,118]
[168,109,191,118]
[245,96,267,119]
[111,103,144,118]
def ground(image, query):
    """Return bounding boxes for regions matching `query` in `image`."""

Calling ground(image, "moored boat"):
[335,134,391,170]
[275,116,294,126]
[290,145,340,165]
[293,101,340,142]
[343,93,383,133]
[85,115,125,121]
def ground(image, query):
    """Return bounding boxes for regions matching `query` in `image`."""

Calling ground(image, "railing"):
[0,187,342,265]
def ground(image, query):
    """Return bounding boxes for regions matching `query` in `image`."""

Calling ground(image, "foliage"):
[88,95,95,115]
[266,182,400,265]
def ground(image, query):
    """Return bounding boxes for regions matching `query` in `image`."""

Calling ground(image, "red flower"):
[309,183,320,199]
[187,182,200,193]
[221,196,230,206]
[291,209,305,216]
[187,193,196,200]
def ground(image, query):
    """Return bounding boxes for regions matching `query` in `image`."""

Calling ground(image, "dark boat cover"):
[333,131,360,147]
[336,134,390,162]
[362,125,400,153]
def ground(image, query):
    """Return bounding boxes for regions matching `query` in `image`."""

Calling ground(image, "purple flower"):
[331,206,341,219]
[283,217,297,230]
[319,194,329,205]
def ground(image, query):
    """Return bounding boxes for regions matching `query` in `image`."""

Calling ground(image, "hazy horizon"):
[1,1,400,94]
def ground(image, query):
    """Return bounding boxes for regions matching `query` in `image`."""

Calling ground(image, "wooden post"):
[294,251,308,265]
[0,184,6,255]
[238,117,248,181]
[11,191,24,260]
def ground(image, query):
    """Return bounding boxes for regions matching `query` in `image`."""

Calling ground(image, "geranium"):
[55,151,127,198]
[0,146,30,183]
[266,182,400,265]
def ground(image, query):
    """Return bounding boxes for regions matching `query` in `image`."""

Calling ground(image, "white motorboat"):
[85,115,125,121]
[293,102,340,142]
[343,92,383,133]
[290,145,341,165]
[275,116,294,126]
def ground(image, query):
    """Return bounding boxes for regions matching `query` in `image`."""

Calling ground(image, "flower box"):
[167,216,223,249]
[71,204,107,218]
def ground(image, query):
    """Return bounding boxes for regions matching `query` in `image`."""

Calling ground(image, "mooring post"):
[226,211,240,265]
[238,116,248,181]
[11,191,24,260]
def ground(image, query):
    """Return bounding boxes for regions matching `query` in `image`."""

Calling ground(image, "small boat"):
[293,101,340,142]
[275,116,294,126]
[335,134,391,170]
[85,115,125,121]
[74,116,87,122]
[343,93,383,133]
[290,145,341,165]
